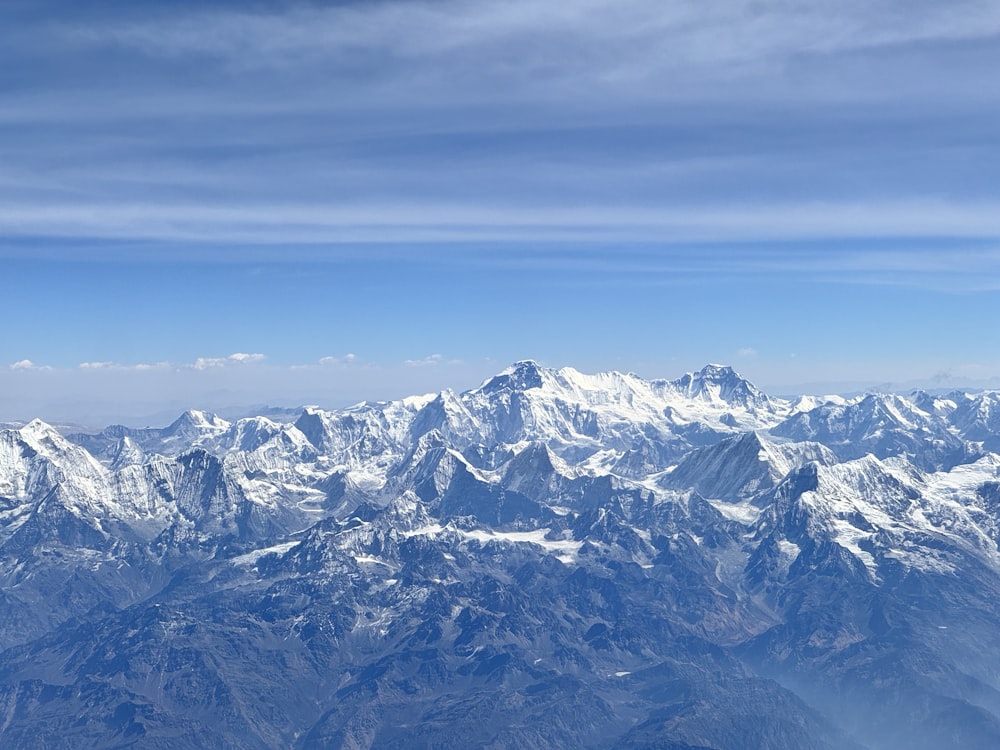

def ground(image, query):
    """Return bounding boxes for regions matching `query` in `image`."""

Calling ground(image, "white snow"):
[231,541,299,566]
[401,524,583,560]
[706,499,762,525]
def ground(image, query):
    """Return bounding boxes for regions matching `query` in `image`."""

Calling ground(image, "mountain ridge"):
[2,361,1000,749]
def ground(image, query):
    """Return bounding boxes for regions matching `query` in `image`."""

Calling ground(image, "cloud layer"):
[2,0,999,248]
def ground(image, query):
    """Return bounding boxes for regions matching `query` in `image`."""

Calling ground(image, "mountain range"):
[2,361,1000,748]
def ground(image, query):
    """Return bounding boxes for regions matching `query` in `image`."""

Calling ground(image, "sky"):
[3,0,1000,425]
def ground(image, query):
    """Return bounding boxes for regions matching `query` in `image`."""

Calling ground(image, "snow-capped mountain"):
[2,362,1000,749]
[769,391,969,470]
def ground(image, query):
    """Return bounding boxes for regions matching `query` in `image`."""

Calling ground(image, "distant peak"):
[672,364,772,409]
[20,418,60,438]
[478,360,546,393]
[674,363,740,385]
[506,359,543,374]
[698,363,738,378]
[167,409,229,433]
[17,418,71,452]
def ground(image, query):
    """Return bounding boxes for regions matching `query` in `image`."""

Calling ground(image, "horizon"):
[4,1,1000,424]
[4,357,999,431]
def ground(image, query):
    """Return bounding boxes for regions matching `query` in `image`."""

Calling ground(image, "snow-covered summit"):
[163,409,231,438]
[458,361,789,455]
[477,359,547,393]
[669,363,777,411]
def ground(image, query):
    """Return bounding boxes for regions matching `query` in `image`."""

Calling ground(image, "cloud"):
[2,200,1000,249]
[404,354,444,367]
[318,353,357,366]
[227,352,266,363]
[70,1,1000,91]
[190,357,226,370]
[78,360,171,371]
[0,351,503,426]
[737,347,758,358]
[190,353,266,370]
[9,359,51,371]
[3,1,999,264]
[402,354,465,368]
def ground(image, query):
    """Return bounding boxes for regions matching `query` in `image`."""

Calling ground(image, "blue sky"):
[3,0,1000,424]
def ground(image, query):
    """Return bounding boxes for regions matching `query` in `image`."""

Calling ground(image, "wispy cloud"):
[3,0,999,262]
[66,1,1000,92]
[21,353,402,375]
[318,353,357,366]
[14,353,466,378]
[290,354,362,371]
[72,354,270,372]
[2,200,1000,247]
[404,354,444,367]
[190,353,266,370]
[0,352,502,425]
[79,360,172,371]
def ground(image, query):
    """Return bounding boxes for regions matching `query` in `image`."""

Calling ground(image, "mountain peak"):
[505,359,545,377]
[16,419,68,453]
[671,364,772,410]
[478,360,546,393]
[166,409,229,434]
[21,417,58,434]
[703,362,735,374]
